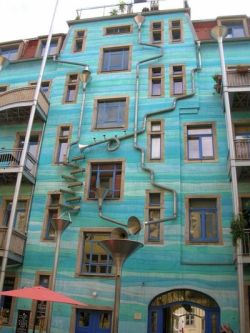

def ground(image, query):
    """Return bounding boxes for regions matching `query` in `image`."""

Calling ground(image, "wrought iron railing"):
[234,139,250,160]
[0,148,38,176]
[227,70,250,87]
[242,229,250,255]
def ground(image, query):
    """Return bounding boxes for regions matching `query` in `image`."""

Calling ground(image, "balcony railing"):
[0,148,38,176]
[242,229,250,255]
[0,86,49,116]
[234,139,250,160]
[0,227,26,259]
[227,69,250,88]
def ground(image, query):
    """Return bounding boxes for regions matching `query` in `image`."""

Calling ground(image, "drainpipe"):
[211,26,243,333]
[134,14,200,225]
[0,0,60,292]
[52,57,90,149]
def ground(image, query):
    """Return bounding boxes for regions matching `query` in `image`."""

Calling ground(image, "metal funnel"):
[100,239,143,333]
[100,239,143,275]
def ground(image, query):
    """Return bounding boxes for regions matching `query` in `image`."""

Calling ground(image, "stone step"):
[70,168,85,175]
[71,155,85,161]
[65,196,81,203]
[59,188,76,195]
[67,181,83,188]
[61,174,77,182]
[62,161,79,168]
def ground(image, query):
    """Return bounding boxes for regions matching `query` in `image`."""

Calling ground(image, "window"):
[31,273,51,331]
[145,191,164,243]
[186,124,216,161]
[186,313,195,326]
[100,46,131,72]
[94,97,128,129]
[149,66,164,97]
[43,193,61,240]
[87,161,123,200]
[147,120,164,161]
[223,22,246,38]
[30,81,51,97]
[75,310,112,331]
[169,20,183,43]
[150,21,163,43]
[63,74,79,103]
[0,44,20,61]
[0,275,17,325]
[78,231,113,275]
[105,25,132,35]
[170,65,185,95]
[54,125,71,164]
[0,85,8,93]
[2,199,28,234]
[37,37,60,57]
[72,30,86,53]
[188,197,219,243]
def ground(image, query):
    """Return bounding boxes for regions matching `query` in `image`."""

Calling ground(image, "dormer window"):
[36,37,61,57]
[218,18,249,39]
[0,44,21,61]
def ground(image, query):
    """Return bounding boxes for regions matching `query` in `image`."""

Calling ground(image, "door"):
[75,310,111,333]
[18,134,40,174]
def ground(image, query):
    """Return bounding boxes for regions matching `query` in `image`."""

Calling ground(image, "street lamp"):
[100,239,143,333]
[47,213,71,333]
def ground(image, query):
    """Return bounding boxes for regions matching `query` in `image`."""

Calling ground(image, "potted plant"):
[213,74,222,93]
[231,214,247,246]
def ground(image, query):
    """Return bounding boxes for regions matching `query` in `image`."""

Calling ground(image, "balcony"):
[0,227,26,264]
[0,148,38,184]
[235,139,250,160]
[0,86,49,124]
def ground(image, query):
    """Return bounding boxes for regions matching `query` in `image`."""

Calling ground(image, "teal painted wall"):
[1,9,250,333]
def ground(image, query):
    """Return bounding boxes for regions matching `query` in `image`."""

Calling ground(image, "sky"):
[0,0,249,42]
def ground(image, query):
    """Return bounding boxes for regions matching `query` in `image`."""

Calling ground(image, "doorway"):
[75,309,112,333]
[148,289,220,333]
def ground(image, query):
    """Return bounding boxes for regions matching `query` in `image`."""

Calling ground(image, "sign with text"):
[15,310,30,333]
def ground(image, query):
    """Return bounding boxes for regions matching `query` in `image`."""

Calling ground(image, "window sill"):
[76,273,115,279]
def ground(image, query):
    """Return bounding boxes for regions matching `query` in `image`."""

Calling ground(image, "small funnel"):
[111,228,128,239]
[134,14,145,28]
[127,216,141,235]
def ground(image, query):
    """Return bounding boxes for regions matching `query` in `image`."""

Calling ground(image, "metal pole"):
[46,228,62,333]
[217,35,244,333]
[0,0,60,292]
[112,267,122,333]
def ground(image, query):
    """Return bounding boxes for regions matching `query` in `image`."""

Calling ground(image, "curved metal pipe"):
[134,16,200,226]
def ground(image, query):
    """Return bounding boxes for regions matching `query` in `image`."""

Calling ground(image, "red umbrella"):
[0,286,87,306]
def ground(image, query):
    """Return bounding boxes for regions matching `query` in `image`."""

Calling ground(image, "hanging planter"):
[213,74,222,94]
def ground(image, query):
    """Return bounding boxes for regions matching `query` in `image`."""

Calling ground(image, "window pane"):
[96,100,125,128]
[151,136,161,159]
[102,48,129,71]
[173,78,183,94]
[188,139,199,159]
[152,79,161,96]
[148,222,160,242]
[1,47,18,60]
[78,312,90,327]
[190,212,201,240]
[99,313,111,328]
[149,193,161,206]
[151,122,161,132]
[65,85,76,102]
[205,212,217,239]
[58,141,68,162]
[202,136,214,158]
[188,128,212,135]
[81,232,112,274]
[2,277,15,324]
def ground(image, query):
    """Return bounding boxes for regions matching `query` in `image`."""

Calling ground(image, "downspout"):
[53,57,90,148]
[0,0,60,291]
[134,14,199,225]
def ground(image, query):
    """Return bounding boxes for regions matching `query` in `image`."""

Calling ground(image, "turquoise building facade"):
[0,2,250,333]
